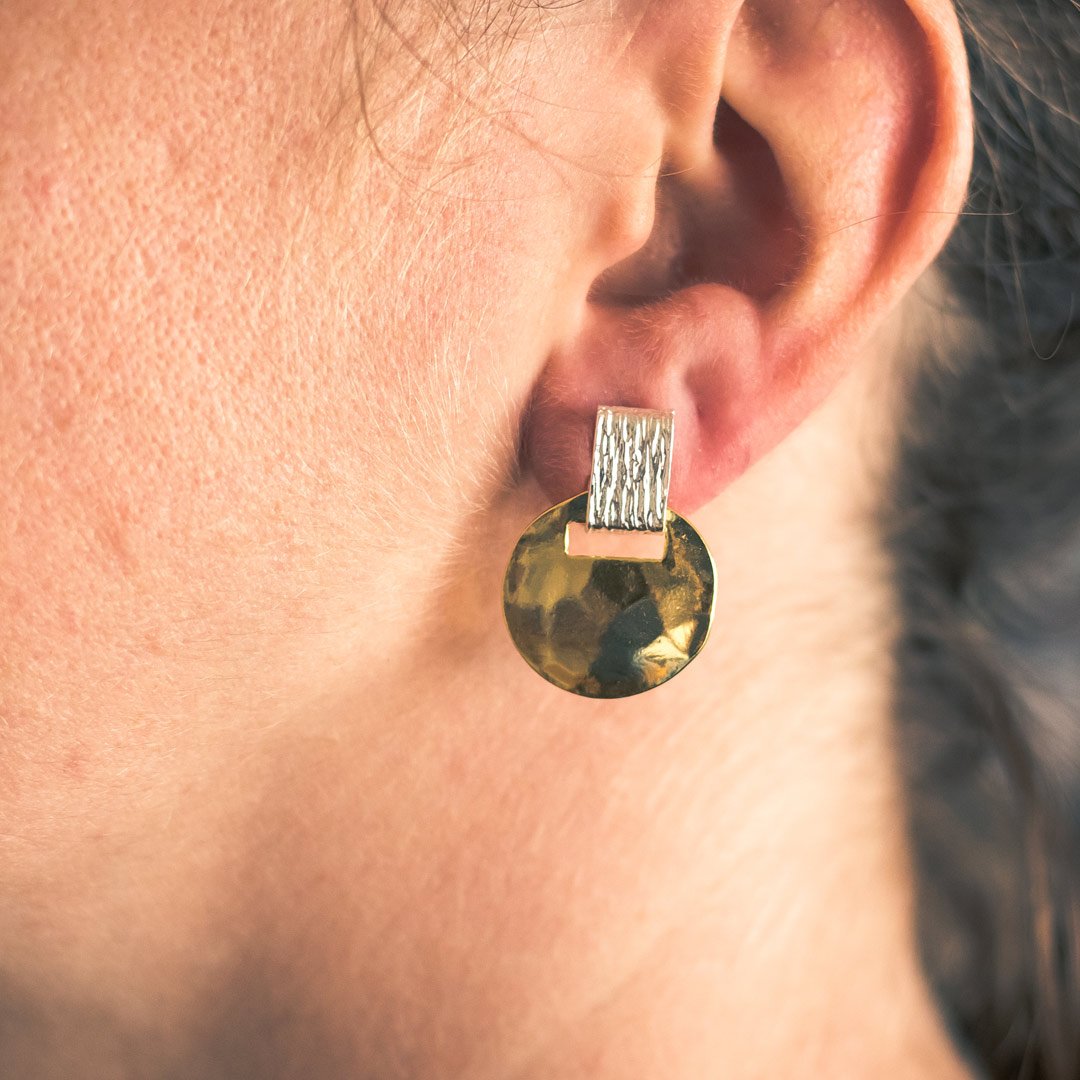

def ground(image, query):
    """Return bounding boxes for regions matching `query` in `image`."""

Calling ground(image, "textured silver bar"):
[586,406,674,532]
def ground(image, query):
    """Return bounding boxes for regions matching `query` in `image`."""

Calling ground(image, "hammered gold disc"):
[502,493,716,699]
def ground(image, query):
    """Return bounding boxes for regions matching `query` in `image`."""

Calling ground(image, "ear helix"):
[502,406,716,699]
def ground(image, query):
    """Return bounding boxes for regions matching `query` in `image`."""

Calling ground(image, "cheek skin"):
[0,3,588,1003]
[2,6,396,720]
[0,6,659,1032]
[0,2,620,775]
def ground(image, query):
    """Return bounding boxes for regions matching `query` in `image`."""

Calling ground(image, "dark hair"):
[888,1,1080,1076]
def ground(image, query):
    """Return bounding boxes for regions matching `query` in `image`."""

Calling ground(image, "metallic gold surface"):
[503,493,715,698]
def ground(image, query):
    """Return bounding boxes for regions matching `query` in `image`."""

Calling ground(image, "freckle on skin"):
[63,746,85,782]
[21,169,61,222]
[98,510,139,576]
[49,403,75,433]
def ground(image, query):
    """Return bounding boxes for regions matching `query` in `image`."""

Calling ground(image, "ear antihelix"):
[503,406,716,699]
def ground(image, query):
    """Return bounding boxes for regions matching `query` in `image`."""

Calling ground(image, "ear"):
[523,0,973,512]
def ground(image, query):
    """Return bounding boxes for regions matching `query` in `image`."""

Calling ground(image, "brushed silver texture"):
[586,406,675,532]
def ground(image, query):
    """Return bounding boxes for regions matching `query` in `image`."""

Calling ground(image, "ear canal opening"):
[587,97,808,311]
[697,98,807,303]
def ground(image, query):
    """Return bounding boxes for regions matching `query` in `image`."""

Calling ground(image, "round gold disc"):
[502,493,716,699]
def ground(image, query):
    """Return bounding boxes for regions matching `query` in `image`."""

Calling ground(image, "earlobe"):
[522,0,973,513]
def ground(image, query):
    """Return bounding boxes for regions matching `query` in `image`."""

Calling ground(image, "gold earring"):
[503,406,716,698]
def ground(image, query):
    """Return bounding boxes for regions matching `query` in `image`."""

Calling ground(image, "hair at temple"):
[887,1,1080,1076]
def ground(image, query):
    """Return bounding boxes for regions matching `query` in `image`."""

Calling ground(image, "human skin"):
[0,0,975,1076]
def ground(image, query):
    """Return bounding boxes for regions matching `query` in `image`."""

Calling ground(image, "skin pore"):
[0,0,975,1076]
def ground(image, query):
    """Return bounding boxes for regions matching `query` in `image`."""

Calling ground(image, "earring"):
[503,406,716,699]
